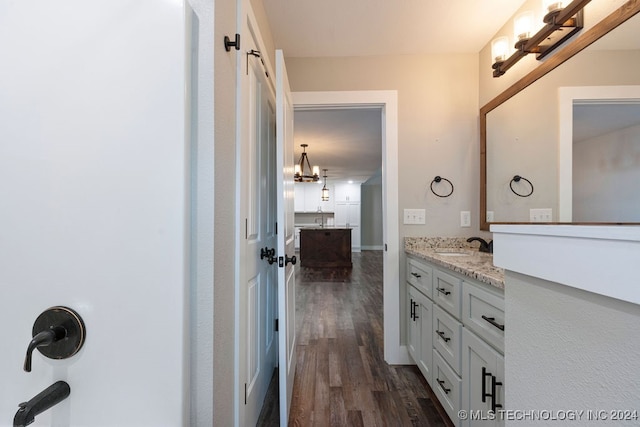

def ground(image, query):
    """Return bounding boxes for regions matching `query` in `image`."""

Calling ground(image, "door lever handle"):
[285,255,297,266]
[260,247,277,265]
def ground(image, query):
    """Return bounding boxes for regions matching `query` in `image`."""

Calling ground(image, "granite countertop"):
[404,237,505,289]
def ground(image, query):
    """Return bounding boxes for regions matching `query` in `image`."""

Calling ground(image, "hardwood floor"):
[257,250,453,426]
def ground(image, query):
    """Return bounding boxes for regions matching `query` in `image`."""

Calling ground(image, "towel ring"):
[430,176,454,198]
[509,175,534,197]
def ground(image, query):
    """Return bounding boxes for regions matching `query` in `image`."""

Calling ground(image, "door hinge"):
[275,319,279,332]
[275,221,278,235]
[244,383,247,405]
[385,243,388,251]
[245,218,248,239]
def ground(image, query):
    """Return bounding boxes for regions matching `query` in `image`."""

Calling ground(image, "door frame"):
[292,91,408,364]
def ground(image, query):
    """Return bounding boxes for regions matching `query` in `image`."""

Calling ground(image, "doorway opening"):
[291,90,403,364]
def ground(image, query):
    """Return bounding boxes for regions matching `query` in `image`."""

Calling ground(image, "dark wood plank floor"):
[257,250,453,427]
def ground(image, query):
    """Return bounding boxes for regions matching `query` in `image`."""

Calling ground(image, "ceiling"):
[266,0,528,183]
[262,0,528,57]
[294,109,382,184]
[574,103,640,143]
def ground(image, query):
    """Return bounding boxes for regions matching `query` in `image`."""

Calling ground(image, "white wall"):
[573,123,640,222]
[505,271,640,425]
[187,0,215,425]
[0,2,189,425]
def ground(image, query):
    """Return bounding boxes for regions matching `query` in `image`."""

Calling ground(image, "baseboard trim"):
[361,245,384,250]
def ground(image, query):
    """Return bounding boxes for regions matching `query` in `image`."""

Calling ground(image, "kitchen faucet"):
[467,237,493,253]
[14,381,70,427]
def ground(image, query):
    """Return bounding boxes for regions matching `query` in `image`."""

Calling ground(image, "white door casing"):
[0,1,188,425]
[291,91,404,364]
[275,49,297,426]
[236,5,278,426]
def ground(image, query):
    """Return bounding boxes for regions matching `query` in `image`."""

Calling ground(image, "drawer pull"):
[436,330,451,342]
[412,301,419,320]
[436,287,451,296]
[482,315,505,331]
[436,378,450,394]
[411,272,421,278]
[410,298,415,320]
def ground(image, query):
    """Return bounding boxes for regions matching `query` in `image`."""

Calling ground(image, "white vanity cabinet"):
[406,254,505,427]
[462,328,504,427]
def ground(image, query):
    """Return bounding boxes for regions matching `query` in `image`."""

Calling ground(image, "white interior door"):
[237,12,278,425]
[0,1,188,425]
[275,49,297,426]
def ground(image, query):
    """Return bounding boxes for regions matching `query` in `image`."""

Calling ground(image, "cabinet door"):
[418,295,434,386]
[334,183,361,202]
[407,286,421,363]
[346,202,360,226]
[461,328,504,427]
[294,184,305,212]
[350,225,361,252]
[334,202,347,225]
[408,285,434,386]
[304,184,322,212]
[319,183,334,212]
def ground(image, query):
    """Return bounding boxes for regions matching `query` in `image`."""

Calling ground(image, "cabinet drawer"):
[433,349,462,427]
[462,282,505,353]
[407,258,433,298]
[434,269,462,319]
[433,304,462,375]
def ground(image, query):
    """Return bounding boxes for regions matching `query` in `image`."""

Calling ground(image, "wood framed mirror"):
[480,0,640,231]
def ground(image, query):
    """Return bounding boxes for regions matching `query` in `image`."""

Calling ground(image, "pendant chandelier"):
[321,169,329,201]
[294,144,320,182]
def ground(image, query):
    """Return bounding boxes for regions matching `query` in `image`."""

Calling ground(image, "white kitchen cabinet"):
[461,328,504,427]
[295,183,334,213]
[334,201,360,251]
[334,182,361,202]
[294,185,305,212]
[408,284,434,386]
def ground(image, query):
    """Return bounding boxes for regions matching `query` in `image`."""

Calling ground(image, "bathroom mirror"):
[480,1,640,230]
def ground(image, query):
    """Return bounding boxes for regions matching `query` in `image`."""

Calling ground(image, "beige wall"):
[486,49,640,222]
[478,0,630,105]
[286,54,483,239]
[214,0,237,424]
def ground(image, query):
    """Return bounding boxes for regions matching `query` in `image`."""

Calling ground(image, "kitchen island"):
[299,227,352,268]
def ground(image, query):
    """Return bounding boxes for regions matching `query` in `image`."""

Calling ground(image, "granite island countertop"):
[405,237,505,289]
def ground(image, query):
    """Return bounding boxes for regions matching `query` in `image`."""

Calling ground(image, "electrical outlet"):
[460,211,471,227]
[403,209,426,225]
[486,211,495,222]
[530,208,553,222]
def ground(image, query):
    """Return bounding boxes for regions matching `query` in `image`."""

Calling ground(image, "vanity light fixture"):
[492,0,590,77]
[294,144,320,182]
[321,169,329,201]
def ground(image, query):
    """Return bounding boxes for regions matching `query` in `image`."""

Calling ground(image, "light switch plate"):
[460,211,471,227]
[530,208,552,222]
[403,209,426,225]
[486,211,495,222]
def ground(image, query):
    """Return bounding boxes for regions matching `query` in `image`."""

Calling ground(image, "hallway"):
[258,251,452,426]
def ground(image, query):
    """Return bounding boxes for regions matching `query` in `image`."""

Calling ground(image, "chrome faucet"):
[14,381,70,427]
[467,237,493,253]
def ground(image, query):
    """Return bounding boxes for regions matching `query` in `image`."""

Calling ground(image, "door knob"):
[24,306,86,372]
[285,255,297,266]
